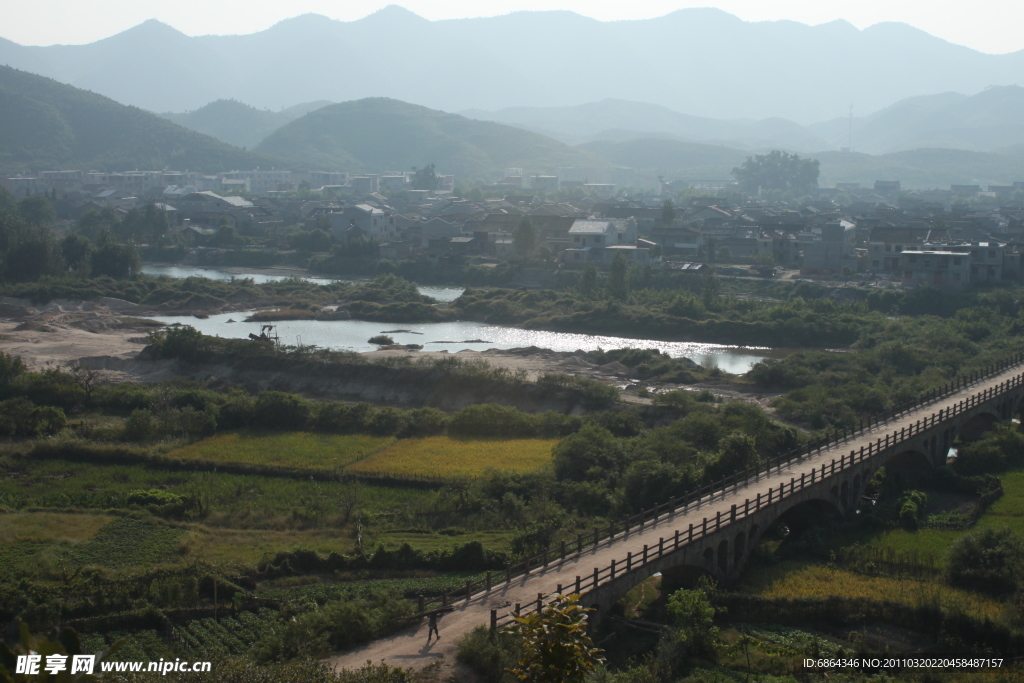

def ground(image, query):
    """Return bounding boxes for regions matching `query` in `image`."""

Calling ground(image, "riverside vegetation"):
[5,324,1024,681]
[7,211,1024,679]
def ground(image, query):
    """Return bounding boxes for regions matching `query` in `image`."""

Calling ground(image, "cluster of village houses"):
[4,168,1024,290]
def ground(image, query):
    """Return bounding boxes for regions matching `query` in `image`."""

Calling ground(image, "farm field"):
[345,436,558,478]
[0,516,189,578]
[0,511,113,545]
[165,431,395,471]
[739,561,1006,621]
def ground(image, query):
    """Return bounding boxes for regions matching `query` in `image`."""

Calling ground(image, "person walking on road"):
[426,611,441,643]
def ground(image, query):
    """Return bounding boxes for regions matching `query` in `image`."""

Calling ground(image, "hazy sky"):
[1,0,1022,54]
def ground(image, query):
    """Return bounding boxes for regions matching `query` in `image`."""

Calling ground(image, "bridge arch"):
[958,411,1000,442]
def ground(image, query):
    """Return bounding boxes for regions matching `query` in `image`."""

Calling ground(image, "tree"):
[577,263,597,298]
[213,225,245,247]
[666,581,723,659]
[0,186,15,214]
[704,236,717,265]
[513,217,536,257]
[661,199,676,227]
[91,231,140,279]
[411,163,439,191]
[17,194,56,226]
[701,268,720,309]
[76,207,119,241]
[4,226,64,283]
[553,425,625,482]
[61,233,94,274]
[732,150,820,194]
[607,253,628,300]
[503,594,604,683]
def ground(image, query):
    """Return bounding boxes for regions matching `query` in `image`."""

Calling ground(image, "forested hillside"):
[256,97,611,178]
[0,66,280,173]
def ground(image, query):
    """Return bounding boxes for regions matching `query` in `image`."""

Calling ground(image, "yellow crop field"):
[345,436,558,478]
[741,561,1005,621]
[166,432,395,471]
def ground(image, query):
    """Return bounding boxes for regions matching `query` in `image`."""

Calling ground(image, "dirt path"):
[325,365,1022,677]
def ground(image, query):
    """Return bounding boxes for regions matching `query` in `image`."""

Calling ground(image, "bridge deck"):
[326,363,1024,675]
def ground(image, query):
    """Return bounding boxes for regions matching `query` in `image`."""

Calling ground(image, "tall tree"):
[18,195,56,226]
[513,217,536,257]
[661,199,676,227]
[61,233,94,274]
[411,163,439,191]
[607,253,629,300]
[577,263,597,298]
[732,150,819,194]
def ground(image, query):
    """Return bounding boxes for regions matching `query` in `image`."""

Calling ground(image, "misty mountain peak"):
[358,5,429,25]
[105,18,186,43]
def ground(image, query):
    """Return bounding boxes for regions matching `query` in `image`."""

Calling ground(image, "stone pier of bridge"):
[327,361,1024,675]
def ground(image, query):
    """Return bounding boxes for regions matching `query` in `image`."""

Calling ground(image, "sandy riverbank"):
[0,297,778,409]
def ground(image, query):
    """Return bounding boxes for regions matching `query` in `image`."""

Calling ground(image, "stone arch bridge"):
[328,359,1024,674]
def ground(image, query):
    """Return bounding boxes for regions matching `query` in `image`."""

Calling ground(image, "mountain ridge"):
[0,65,280,174]
[254,97,611,179]
[3,8,1023,121]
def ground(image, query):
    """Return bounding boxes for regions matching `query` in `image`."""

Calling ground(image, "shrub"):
[954,423,1024,475]
[254,392,312,431]
[0,397,66,436]
[0,351,26,385]
[218,392,255,429]
[315,402,370,434]
[449,404,536,438]
[124,408,159,441]
[368,335,395,345]
[456,626,521,683]
[397,407,449,437]
[666,584,722,659]
[552,425,625,483]
[947,527,1024,596]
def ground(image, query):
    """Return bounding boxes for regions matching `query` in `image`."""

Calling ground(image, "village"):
[5,167,1024,290]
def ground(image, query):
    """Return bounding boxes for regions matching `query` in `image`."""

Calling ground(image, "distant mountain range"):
[161,100,332,149]
[464,87,1024,156]
[254,98,609,179]
[0,66,277,174]
[3,63,1023,188]
[2,6,1024,123]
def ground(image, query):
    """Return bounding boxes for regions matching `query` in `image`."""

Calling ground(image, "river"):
[141,264,464,303]
[143,265,781,373]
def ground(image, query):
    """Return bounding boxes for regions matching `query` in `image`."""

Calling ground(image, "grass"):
[740,561,1006,621]
[371,528,517,553]
[165,431,395,471]
[0,512,112,544]
[976,469,1024,531]
[345,436,558,478]
[840,465,1024,567]
[187,527,355,568]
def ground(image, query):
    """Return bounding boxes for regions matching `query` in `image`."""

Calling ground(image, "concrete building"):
[899,250,970,289]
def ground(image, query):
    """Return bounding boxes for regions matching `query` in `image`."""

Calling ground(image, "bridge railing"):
[412,355,1024,617]
[484,368,1024,629]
